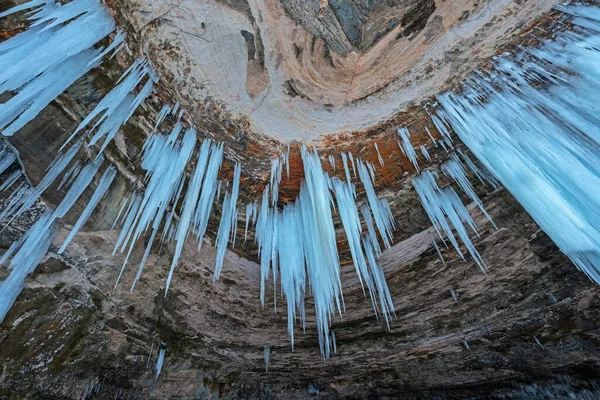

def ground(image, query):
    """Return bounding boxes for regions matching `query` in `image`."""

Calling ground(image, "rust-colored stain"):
[278,143,305,203]
[0,27,25,40]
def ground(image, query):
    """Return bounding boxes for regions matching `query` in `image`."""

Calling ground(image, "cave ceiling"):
[0,0,599,399]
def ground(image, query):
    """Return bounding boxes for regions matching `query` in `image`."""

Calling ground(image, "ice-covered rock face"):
[117,0,555,141]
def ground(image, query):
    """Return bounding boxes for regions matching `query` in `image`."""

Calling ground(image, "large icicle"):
[62,59,157,155]
[440,153,496,227]
[58,166,117,253]
[114,127,196,291]
[435,4,600,282]
[0,140,81,225]
[412,170,486,273]
[356,160,394,249]
[0,211,56,322]
[331,178,394,326]
[214,163,241,280]
[0,0,122,136]
[254,147,395,357]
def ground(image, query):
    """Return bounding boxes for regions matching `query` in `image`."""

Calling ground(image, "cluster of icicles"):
[0,0,599,361]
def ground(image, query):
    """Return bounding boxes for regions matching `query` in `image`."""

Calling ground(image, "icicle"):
[216,180,222,202]
[397,127,419,171]
[534,335,544,350]
[412,170,486,273]
[430,235,447,267]
[441,153,496,227]
[154,104,172,130]
[269,157,283,206]
[435,6,600,282]
[420,145,431,162]
[357,160,394,249]
[456,149,500,189]
[283,145,290,179]
[193,142,223,253]
[331,178,394,325]
[328,154,336,170]
[449,288,457,303]
[244,203,255,241]
[264,345,270,372]
[374,143,384,166]
[155,343,166,381]
[0,211,56,322]
[57,161,81,190]
[0,140,81,225]
[59,165,117,254]
[146,341,154,368]
[62,58,157,156]
[348,152,357,177]
[0,0,121,136]
[214,163,241,280]
[0,147,16,175]
[463,339,470,351]
[114,128,196,292]
[331,331,337,354]
[163,139,213,293]
[341,152,352,184]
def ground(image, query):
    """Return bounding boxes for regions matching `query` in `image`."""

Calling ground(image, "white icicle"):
[374,143,384,166]
[164,139,213,293]
[0,0,121,136]
[214,163,241,280]
[435,4,600,282]
[328,154,336,171]
[155,343,166,381]
[420,145,431,162]
[412,170,486,273]
[357,160,394,249]
[0,211,56,323]
[441,153,496,227]
[62,59,157,156]
[397,127,419,171]
[59,165,117,254]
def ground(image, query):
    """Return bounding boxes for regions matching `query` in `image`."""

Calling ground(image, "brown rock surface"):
[0,0,599,399]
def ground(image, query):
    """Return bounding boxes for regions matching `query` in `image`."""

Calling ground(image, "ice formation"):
[356,161,394,249]
[441,153,496,227]
[0,211,56,322]
[0,0,122,137]
[264,345,270,372]
[253,147,394,357]
[215,163,241,280]
[112,125,196,292]
[374,143,384,166]
[420,145,431,162]
[62,58,157,155]
[155,343,166,381]
[434,4,600,282]
[3,0,599,365]
[397,127,419,171]
[412,170,486,273]
[59,166,117,254]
